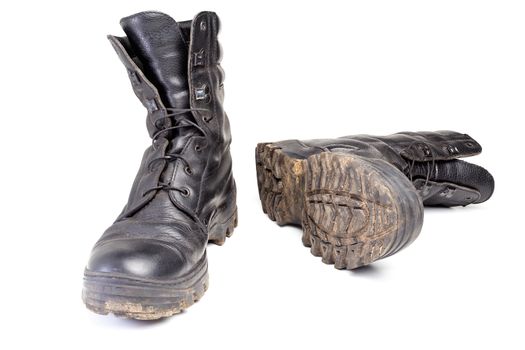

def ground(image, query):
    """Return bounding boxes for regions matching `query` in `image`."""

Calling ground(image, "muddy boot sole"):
[82,211,237,320]
[256,143,423,270]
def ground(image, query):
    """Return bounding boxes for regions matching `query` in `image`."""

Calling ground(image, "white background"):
[0,1,523,349]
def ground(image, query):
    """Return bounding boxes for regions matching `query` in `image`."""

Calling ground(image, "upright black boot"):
[82,11,237,320]
[256,131,494,270]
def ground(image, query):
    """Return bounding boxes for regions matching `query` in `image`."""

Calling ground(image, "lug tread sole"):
[256,144,423,270]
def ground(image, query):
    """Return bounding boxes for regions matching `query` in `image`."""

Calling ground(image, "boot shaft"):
[271,131,493,206]
[108,11,230,146]
[107,11,235,222]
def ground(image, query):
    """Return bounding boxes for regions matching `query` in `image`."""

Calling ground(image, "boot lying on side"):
[82,11,237,320]
[256,131,494,270]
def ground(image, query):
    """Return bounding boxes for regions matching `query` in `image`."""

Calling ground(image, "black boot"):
[83,11,237,320]
[256,131,494,270]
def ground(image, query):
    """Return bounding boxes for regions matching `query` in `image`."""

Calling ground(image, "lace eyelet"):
[195,145,203,152]
[181,188,190,197]
[184,166,193,175]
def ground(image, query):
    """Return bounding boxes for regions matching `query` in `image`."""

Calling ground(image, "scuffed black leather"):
[410,159,494,204]
[274,131,494,206]
[86,11,236,281]
[120,12,191,111]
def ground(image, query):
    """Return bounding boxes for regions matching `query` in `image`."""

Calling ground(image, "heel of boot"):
[301,152,424,270]
[208,208,238,245]
[256,143,304,225]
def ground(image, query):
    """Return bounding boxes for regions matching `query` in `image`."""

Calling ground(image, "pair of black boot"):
[82,11,494,320]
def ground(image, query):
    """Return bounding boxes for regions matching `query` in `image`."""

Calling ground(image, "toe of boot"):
[86,239,188,280]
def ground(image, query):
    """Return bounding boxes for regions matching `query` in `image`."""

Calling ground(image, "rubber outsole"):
[256,143,423,270]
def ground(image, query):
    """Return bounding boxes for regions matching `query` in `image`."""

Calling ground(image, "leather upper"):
[87,11,236,281]
[274,131,494,205]
[120,12,191,113]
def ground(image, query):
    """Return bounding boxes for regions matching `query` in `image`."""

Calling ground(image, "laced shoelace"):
[142,107,208,198]
[405,141,436,189]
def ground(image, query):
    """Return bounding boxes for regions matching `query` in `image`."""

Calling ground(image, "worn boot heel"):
[256,144,424,270]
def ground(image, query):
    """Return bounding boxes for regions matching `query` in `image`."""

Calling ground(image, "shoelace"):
[405,141,436,188]
[142,108,208,198]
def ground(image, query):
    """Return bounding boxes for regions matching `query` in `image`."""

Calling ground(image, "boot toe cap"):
[86,239,186,280]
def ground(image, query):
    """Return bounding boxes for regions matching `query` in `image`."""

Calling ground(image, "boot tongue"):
[121,12,199,158]
[120,11,190,111]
